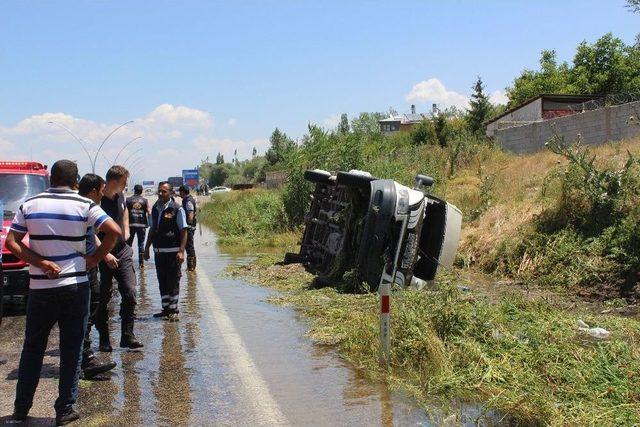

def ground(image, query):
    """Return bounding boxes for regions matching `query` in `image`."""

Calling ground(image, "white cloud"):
[0,137,15,151]
[227,118,237,127]
[489,90,509,105]
[323,114,341,128]
[406,78,469,109]
[0,104,268,181]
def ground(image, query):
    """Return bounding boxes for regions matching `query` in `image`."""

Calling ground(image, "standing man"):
[78,174,117,379]
[0,198,6,366]
[6,160,120,425]
[178,185,197,271]
[126,184,150,267]
[95,165,143,351]
[144,182,187,321]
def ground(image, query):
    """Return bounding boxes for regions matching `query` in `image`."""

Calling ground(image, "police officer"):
[178,185,197,271]
[144,181,187,321]
[126,184,150,266]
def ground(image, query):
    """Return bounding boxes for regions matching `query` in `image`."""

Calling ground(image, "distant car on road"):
[144,188,155,196]
[211,186,231,193]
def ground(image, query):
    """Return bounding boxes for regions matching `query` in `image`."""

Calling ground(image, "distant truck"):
[167,176,184,190]
[1,161,50,316]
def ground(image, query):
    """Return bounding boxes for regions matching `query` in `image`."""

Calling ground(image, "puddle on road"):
[75,225,504,426]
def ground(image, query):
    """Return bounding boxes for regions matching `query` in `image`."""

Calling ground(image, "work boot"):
[98,332,112,353]
[153,309,169,318]
[12,410,27,422]
[120,321,143,349]
[82,359,117,380]
[56,408,80,426]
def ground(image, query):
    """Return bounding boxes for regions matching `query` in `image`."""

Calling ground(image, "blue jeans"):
[126,226,147,255]
[14,283,90,416]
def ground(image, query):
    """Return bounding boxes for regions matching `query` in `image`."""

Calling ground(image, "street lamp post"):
[113,136,143,165]
[121,148,144,169]
[47,121,94,170]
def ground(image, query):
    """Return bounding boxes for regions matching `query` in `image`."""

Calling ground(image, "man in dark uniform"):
[78,174,117,379]
[178,185,197,271]
[144,182,187,321]
[96,165,143,351]
[126,184,150,267]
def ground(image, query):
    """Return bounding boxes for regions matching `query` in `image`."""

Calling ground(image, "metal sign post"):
[378,214,409,367]
[379,281,391,365]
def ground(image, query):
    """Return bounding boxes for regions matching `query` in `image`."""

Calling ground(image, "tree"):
[506,34,640,106]
[570,33,640,94]
[433,113,447,147]
[208,164,230,187]
[351,112,386,134]
[265,128,295,166]
[215,152,224,164]
[252,147,257,157]
[410,119,437,146]
[627,0,640,13]
[466,76,492,135]
[338,113,350,133]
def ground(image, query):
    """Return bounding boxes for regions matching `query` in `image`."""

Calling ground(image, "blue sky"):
[0,1,637,181]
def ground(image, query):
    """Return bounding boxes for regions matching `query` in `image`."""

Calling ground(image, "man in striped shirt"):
[5,160,121,425]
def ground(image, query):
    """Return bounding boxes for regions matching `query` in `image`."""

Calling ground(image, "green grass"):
[199,189,299,248]
[229,256,640,426]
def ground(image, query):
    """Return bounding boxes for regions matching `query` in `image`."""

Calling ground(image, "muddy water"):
[1,224,498,426]
[72,225,435,426]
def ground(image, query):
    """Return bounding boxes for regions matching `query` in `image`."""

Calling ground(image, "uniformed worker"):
[178,185,197,271]
[143,181,188,321]
[126,184,150,266]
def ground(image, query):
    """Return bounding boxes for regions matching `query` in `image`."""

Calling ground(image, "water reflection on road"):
[75,225,442,426]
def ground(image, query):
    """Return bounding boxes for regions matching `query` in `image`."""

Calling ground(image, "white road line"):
[196,269,289,426]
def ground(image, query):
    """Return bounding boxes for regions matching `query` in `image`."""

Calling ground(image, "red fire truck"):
[1,162,49,317]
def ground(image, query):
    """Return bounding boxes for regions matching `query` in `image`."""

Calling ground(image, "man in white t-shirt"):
[5,160,121,425]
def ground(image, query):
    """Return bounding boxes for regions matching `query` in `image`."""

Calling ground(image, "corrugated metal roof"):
[379,113,426,124]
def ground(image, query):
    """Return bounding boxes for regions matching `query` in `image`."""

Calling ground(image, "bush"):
[486,134,640,296]
[199,190,289,244]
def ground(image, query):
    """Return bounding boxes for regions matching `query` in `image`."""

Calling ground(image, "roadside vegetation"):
[199,32,640,424]
[229,258,640,425]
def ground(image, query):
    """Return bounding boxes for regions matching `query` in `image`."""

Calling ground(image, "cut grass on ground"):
[228,255,640,426]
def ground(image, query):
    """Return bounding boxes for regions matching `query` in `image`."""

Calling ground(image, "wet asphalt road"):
[0,223,436,426]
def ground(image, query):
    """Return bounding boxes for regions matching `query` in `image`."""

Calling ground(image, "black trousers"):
[154,252,181,313]
[126,226,146,255]
[96,245,137,338]
[15,283,89,417]
[82,268,100,364]
[186,228,195,258]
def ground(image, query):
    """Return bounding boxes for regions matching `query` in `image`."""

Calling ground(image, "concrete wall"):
[494,101,640,154]
[486,98,542,135]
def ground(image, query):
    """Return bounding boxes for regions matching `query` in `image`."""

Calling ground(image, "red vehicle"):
[1,162,49,315]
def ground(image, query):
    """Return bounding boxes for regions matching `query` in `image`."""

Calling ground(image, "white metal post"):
[379,281,391,365]
[379,214,409,366]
